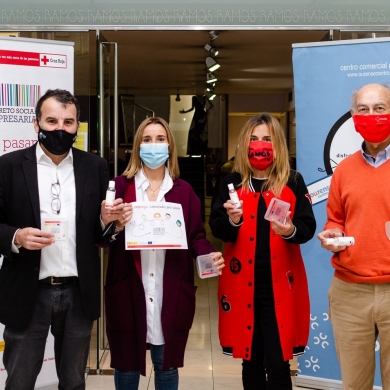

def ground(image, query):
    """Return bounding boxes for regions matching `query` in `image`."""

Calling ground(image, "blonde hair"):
[233,113,291,197]
[123,117,180,179]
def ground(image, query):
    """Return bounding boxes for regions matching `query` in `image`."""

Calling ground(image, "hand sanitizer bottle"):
[228,183,241,209]
[105,181,116,209]
[325,237,355,246]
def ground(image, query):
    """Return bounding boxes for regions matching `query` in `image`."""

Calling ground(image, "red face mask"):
[248,141,274,171]
[353,114,390,143]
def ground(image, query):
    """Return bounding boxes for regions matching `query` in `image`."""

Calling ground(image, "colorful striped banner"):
[0,83,41,106]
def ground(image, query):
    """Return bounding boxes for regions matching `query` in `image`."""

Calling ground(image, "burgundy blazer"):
[105,175,215,374]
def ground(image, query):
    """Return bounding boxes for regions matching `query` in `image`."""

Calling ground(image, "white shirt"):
[36,143,77,279]
[135,167,173,345]
[361,141,390,167]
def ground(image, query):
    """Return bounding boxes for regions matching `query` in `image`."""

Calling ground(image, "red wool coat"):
[210,172,315,361]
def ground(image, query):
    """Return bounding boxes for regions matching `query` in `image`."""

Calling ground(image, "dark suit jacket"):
[0,143,109,328]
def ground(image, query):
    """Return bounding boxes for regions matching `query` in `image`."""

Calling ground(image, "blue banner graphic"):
[293,37,390,388]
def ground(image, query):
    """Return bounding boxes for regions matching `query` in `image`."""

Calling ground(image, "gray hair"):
[350,83,390,110]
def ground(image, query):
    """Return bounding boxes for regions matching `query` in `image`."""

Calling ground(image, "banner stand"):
[292,37,390,389]
[0,36,74,389]
[296,375,382,390]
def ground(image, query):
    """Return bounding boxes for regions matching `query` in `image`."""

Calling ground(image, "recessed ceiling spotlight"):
[206,84,215,92]
[206,72,217,84]
[204,43,219,57]
[175,89,181,102]
[206,91,216,100]
[205,56,220,72]
[209,30,220,40]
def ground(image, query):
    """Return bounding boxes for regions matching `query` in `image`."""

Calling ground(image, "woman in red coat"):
[105,117,224,390]
[209,113,316,389]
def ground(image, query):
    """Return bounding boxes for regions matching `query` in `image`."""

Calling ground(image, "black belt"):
[39,276,78,286]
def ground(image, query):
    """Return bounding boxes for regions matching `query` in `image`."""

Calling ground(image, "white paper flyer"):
[125,201,188,250]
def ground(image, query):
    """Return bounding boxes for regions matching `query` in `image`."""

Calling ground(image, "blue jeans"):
[3,283,93,390]
[114,344,178,390]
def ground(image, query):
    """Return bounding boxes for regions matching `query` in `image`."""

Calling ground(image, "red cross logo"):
[41,55,49,65]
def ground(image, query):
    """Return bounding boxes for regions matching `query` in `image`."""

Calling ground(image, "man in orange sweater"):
[318,83,390,390]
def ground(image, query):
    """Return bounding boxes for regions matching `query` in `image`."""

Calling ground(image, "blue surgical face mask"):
[140,143,169,169]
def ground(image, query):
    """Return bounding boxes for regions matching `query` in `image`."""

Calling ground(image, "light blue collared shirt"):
[361,141,390,167]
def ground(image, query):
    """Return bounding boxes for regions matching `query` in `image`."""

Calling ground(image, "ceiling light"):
[206,73,217,84]
[175,89,181,102]
[206,91,216,101]
[209,30,220,40]
[205,56,220,72]
[204,43,219,56]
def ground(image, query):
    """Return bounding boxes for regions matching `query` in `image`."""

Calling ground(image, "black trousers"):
[3,283,93,390]
[242,279,292,390]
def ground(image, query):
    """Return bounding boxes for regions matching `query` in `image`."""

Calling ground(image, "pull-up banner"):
[0,36,74,388]
[293,37,390,389]
[0,36,73,156]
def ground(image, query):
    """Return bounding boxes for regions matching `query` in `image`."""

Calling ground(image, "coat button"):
[274,280,278,283]
[273,256,276,260]
[251,214,255,218]
[250,237,254,241]
[273,234,276,237]
[280,325,283,328]
[246,347,249,352]
[247,325,251,330]
[248,282,252,286]
[254,194,258,198]
[248,260,252,264]
[247,304,252,308]
[245,354,248,358]
[277,302,280,305]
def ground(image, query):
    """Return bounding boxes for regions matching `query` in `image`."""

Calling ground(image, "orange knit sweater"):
[325,151,390,283]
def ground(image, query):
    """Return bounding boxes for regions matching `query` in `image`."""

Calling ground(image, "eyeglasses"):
[51,179,61,214]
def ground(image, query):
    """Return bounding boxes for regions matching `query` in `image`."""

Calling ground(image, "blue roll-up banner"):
[293,37,390,389]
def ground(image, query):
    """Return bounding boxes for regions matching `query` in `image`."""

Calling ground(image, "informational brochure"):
[41,218,68,241]
[196,254,219,279]
[264,197,290,224]
[125,201,188,250]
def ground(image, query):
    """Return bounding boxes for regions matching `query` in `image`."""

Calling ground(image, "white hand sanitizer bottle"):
[228,183,241,208]
[325,237,355,246]
[105,181,116,209]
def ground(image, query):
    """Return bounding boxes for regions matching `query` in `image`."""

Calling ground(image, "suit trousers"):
[3,282,93,390]
[329,276,390,390]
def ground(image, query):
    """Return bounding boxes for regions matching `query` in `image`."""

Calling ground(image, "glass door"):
[94,30,118,374]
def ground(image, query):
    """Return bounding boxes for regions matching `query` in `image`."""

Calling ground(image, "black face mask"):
[38,128,77,155]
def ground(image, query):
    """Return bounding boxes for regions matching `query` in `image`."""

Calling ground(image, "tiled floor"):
[75,271,311,389]
[42,204,314,390]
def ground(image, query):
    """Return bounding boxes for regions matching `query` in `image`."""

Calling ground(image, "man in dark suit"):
[0,89,122,389]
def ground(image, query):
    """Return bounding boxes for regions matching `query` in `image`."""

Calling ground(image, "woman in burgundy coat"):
[105,117,224,390]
